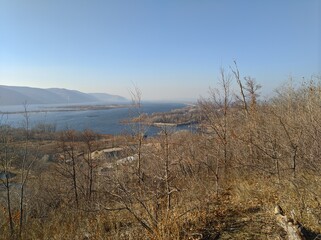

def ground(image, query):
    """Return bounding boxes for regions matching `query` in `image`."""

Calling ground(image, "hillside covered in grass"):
[1,70,321,239]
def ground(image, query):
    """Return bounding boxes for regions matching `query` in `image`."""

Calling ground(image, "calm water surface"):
[0,102,190,135]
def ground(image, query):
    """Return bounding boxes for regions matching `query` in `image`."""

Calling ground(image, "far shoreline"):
[0,103,131,115]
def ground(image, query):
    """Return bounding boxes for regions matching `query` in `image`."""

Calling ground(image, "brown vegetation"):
[129,105,200,127]
[1,71,321,239]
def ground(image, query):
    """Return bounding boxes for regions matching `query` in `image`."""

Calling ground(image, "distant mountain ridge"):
[88,93,128,102]
[0,85,128,105]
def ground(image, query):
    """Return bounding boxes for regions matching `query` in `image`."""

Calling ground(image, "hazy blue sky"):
[0,0,320,101]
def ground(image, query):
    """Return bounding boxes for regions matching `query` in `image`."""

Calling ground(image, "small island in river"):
[127,104,200,128]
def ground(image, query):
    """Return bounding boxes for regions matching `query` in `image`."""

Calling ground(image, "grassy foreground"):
[1,75,321,239]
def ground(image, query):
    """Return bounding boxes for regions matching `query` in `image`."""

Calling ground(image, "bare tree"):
[57,130,80,208]
[129,85,147,184]
[244,76,261,112]
[18,103,37,237]
[0,122,15,236]
[231,61,248,116]
[198,68,232,194]
[81,130,99,202]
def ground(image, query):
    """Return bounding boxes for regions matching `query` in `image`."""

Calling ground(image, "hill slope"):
[88,93,128,103]
[0,85,127,105]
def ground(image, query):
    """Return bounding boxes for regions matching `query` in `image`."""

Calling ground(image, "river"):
[0,102,193,135]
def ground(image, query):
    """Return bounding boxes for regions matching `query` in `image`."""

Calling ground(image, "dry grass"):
[2,77,321,239]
